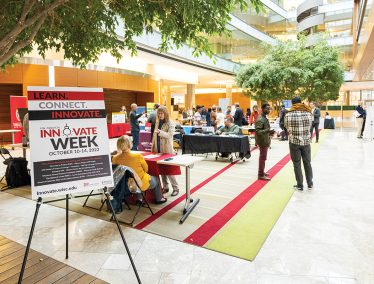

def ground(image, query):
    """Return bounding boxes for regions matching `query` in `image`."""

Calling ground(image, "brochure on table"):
[27,86,114,200]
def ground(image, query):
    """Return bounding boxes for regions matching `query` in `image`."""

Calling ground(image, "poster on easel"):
[27,87,114,199]
[10,96,27,144]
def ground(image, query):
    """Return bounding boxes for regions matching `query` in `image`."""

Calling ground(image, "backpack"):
[5,158,31,188]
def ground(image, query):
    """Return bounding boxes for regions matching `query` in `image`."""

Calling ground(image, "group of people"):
[190,103,262,133]
[112,103,180,207]
[114,98,322,207]
[255,97,315,191]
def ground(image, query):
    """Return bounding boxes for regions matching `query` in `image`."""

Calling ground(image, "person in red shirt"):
[249,105,260,125]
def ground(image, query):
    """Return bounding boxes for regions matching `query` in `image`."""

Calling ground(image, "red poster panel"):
[10,96,27,144]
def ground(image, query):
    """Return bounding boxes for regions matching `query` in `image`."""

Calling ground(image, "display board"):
[219,98,230,113]
[27,87,114,199]
[136,106,146,115]
[146,102,155,115]
[10,96,27,143]
[112,112,126,124]
[363,106,374,139]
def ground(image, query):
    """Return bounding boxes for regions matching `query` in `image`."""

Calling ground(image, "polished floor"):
[0,129,373,284]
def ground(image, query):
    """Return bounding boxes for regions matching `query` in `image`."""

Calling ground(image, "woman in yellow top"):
[112,135,167,204]
[151,106,180,196]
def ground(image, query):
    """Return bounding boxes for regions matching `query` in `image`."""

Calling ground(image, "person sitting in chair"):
[112,135,167,204]
[216,117,240,135]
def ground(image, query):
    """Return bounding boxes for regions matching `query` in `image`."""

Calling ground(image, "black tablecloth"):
[324,118,335,129]
[182,134,251,156]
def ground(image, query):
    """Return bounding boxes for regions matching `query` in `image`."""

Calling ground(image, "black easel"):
[18,188,141,284]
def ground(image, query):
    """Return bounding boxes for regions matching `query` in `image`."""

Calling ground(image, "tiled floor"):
[0,129,373,284]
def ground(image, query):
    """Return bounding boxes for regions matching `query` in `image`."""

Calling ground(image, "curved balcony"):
[297,0,324,34]
[297,14,325,33]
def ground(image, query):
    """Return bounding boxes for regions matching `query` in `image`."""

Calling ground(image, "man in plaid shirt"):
[284,97,314,191]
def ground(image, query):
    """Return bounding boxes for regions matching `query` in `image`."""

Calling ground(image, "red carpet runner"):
[184,153,291,246]
[135,146,258,229]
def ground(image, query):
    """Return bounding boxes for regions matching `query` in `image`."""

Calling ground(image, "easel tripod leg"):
[103,188,142,284]
[66,194,69,259]
[18,197,42,284]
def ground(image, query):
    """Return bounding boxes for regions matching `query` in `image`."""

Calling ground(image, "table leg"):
[180,166,200,224]
[11,132,15,150]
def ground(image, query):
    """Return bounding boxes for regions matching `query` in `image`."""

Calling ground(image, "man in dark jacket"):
[356,104,365,138]
[147,103,160,136]
[255,103,274,181]
[129,103,144,150]
[233,103,244,126]
[309,102,321,143]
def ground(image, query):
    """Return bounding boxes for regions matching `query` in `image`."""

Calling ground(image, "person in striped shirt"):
[284,97,314,191]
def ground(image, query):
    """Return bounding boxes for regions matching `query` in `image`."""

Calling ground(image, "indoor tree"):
[235,37,344,107]
[0,0,263,69]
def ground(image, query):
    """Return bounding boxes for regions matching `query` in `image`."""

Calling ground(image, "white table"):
[158,155,204,224]
[0,130,21,149]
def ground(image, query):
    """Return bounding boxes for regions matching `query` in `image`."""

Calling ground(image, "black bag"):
[5,158,31,188]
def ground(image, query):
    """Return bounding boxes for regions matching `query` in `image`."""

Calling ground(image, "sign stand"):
[20,87,142,283]
[17,188,141,284]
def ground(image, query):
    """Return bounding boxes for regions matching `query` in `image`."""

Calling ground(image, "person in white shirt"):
[216,107,225,128]
[193,105,203,127]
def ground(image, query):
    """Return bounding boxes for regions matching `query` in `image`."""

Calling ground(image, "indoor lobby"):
[0,0,374,283]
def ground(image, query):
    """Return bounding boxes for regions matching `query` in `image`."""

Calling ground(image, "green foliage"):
[0,0,263,69]
[236,37,345,103]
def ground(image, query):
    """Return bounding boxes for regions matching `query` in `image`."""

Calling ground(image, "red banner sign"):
[10,96,27,144]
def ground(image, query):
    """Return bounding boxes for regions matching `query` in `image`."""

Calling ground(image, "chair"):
[82,165,154,226]
[0,148,13,187]
[111,168,154,226]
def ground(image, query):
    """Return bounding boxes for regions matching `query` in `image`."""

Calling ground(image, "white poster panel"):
[28,87,114,199]
[363,106,374,139]
[112,112,126,123]
[219,98,230,113]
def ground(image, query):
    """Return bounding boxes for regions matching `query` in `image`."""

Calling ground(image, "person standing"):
[192,105,203,133]
[355,103,365,138]
[279,105,288,141]
[215,107,225,129]
[226,105,232,117]
[206,108,212,127]
[120,106,128,122]
[309,102,320,143]
[147,103,160,136]
[245,108,251,124]
[211,105,217,129]
[249,105,260,126]
[361,108,367,138]
[285,97,313,191]
[129,103,144,151]
[151,106,180,196]
[233,103,244,126]
[255,103,274,181]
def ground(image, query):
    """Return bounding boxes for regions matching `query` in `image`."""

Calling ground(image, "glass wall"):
[207,25,265,63]
[233,1,297,40]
